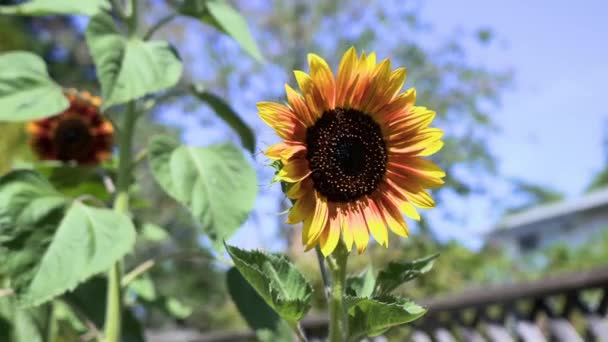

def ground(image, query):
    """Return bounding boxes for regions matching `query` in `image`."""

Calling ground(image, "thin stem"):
[293,322,308,342]
[327,242,349,342]
[127,0,138,37]
[104,101,138,342]
[314,246,330,299]
[44,302,57,342]
[122,259,155,287]
[143,13,178,40]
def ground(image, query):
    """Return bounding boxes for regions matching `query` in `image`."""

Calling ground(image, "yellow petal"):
[277,159,311,182]
[308,53,336,108]
[346,203,370,254]
[320,206,341,256]
[302,192,328,246]
[379,194,410,237]
[286,177,312,200]
[287,190,315,224]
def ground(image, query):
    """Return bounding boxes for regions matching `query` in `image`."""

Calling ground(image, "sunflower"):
[258,48,445,256]
[27,89,114,165]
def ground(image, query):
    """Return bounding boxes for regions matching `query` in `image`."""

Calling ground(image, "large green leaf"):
[148,136,257,248]
[374,253,439,295]
[346,295,426,340]
[180,0,263,61]
[226,267,292,342]
[20,202,136,306]
[191,85,255,154]
[85,13,183,109]
[0,52,68,122]
[225,244,313,324]
[0,170,67,240]
[0,0,109,16]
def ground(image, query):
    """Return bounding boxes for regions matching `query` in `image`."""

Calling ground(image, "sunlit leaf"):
[166,298,192,319]
[225,244,313,323]
[180,0,263,61]
[346,295,426,339]
[374,253,439,295]
[148,135,257,249]
[85,13,183,109]
[0,52,68,122]
[191,85,255,154]
[0,0,109,16]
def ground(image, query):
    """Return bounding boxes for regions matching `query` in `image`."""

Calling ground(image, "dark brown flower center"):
[305,107,387,202]
[53,118,94,162]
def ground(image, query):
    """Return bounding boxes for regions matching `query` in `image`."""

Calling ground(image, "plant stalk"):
[327,242,349,342]
[104,101,138,342]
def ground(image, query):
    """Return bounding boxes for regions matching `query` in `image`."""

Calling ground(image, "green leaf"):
[0,0,109,16]
[346,295,426,339]
[226,267,292,342]
[19,202,136,306]
[345,268,375,298]
[85,13,183,109]
[165,298,192,319]
[180,0,263,61]
[0,52,68,122]
[141,223,169,242]
[225,244,313,323]
[128,274,157,301]
[191,85,255,154]
[0,170,67,238]
[35,163,113,202]
[148,136,257,249]
[374,253,439,295]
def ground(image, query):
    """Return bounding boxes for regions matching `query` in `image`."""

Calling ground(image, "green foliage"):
[226,267,292,341]
[21,202,135,307]
[85,13,183,109]
[346,295,426,340]
[0,299,47,342]
[0,51,68,122]
[225,244,313,324]
[179,0,263,61]
[374,254,439,296]
[148,135,257,249]
[0,0,109,16]
[345,269,375,298]
[191,85,256,154]
[64,277,145,342]
[140,223,169,242]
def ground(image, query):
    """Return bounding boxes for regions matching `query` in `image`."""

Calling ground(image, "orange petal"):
[386,106,436,137]
[363,197,388,248]
[277,159,311,182]
[388,128,443,151]
[285,84,315,127]
[345,203,370,254]
[336,47,358,107]
[294,71,327,118]
[387,157,445,188]
[257,102,306,141]
[385,176,436,209]
[379,194,410,237]
[287,190,315,224]
[338,204,354,251]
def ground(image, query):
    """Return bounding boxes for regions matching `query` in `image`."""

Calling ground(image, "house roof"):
[488,187,608,236]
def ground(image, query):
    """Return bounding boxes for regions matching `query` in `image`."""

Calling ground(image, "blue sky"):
[424,0,608,196]
[160,0,608,249]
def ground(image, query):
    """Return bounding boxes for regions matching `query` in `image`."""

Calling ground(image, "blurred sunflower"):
[27,89,113,165]
[258,48,445,256]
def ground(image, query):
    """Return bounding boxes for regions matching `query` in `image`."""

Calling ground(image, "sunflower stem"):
[327,241,349,342]
[104,100,138,342]
[314,246,330,299]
